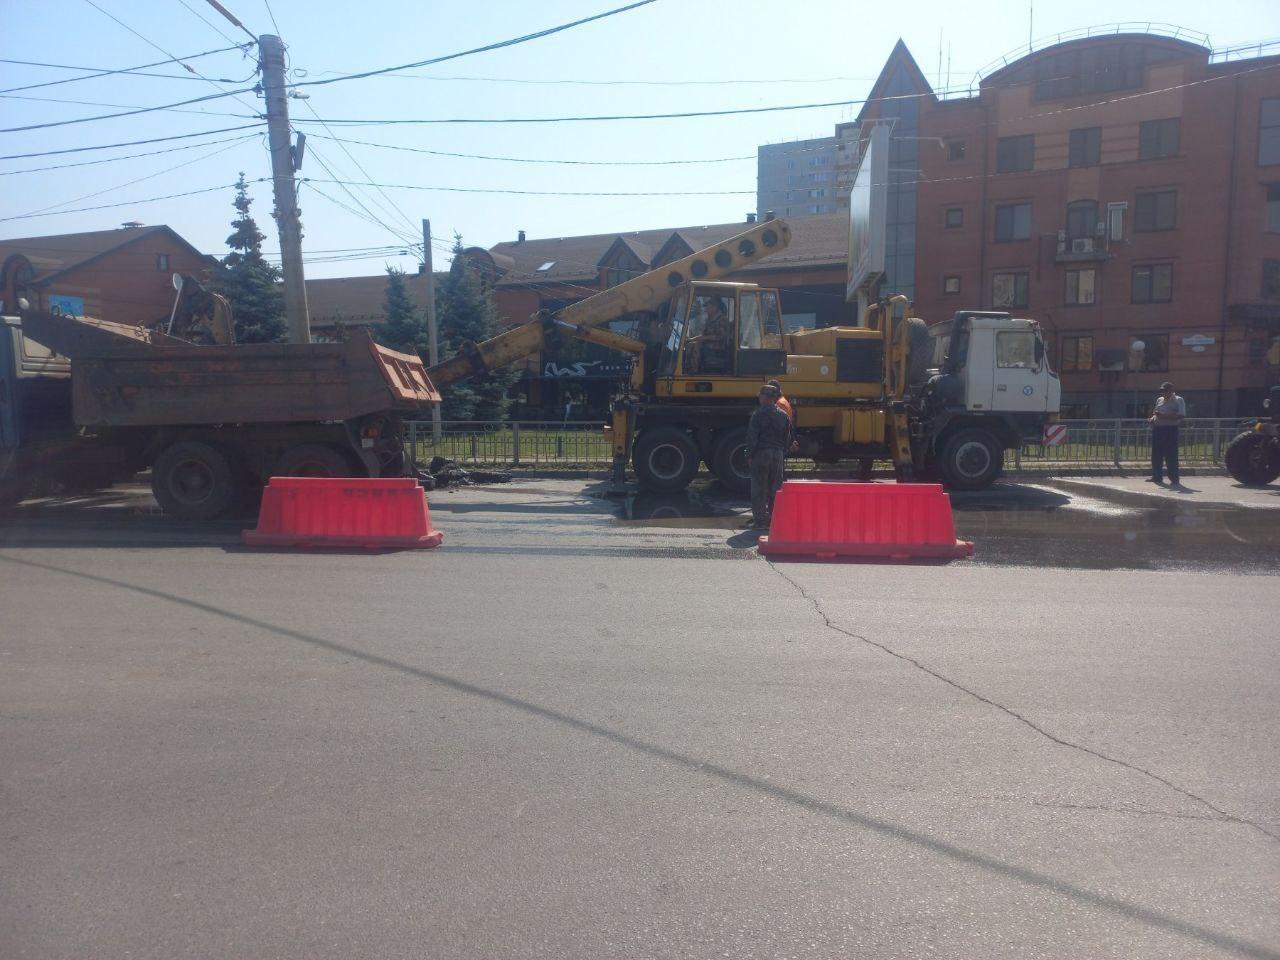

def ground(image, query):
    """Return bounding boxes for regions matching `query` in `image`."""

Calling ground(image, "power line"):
[0,87,258,133]
[0,92,258,120]
[303,176,753,197]
[12,138,254,218]
[0,123,264,161]
[0,45,250,94]
[303,147,419,245]
[0,181,247,222]
[299,71,899,87]
[176,0,241,46]
[288,0,657,89]
[308,132,753,166]
[260,0,283,36]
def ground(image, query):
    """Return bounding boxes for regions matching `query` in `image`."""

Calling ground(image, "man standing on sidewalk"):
[746,384,793,529]
[1148,380,1186,486]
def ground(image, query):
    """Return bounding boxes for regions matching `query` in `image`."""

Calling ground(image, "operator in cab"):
[689,296,732,374]
[746,383,793,529]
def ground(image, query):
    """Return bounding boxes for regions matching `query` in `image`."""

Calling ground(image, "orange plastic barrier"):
[242,477,443,550]
[757,480,972,561]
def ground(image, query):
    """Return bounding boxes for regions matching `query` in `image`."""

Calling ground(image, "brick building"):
[851,31,1280,417]
[305,269,447,341]
[461,215,850,418]
[0,225,214,327]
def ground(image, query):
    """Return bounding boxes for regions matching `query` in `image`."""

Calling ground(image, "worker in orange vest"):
[766,379,793,421]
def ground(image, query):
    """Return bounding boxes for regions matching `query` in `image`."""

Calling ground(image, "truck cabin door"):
[734,290,787,377]
[991,328,1047,412]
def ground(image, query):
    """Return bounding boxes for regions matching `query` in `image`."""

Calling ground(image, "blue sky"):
[2,0,1277,277]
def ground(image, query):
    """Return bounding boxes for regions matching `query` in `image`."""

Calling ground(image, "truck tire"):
[938,429,1003,491]
[1224,431,1280,486]
[711,427,752,495]
[905,317,932,385]
[633,427,699,492]
[151,440,238,521]
[273,443,356,478]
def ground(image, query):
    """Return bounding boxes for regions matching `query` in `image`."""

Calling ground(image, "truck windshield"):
[996,330,1037,369]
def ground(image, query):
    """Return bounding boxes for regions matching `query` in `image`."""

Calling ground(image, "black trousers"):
[1151,425,1180,483]
[750,448,785,524]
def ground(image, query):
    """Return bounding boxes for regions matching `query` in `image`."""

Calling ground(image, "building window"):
[1134,190,1177,231]
[1107,201,1127,242]
[996,135,1035,173]
[994,202,1032,242]
[1260,99,1280,166]
[992,271,1030,308]
[944,207,964,228]
[1138,118,1180,160]
[1068,127,1102,167]
[1264,259,1280,300]
[1061,402,1092,418]
[946,140,966,161]
[1065,268,1097,305]
[1130,333,1169,372]
[156,254,169,272]
[1065,200,1098,240]
[1125,401,1153,418]
[1266,184,1280,232]
[1060,335,1094,372]
[1132,263,1173,303]
[943,275,961,295]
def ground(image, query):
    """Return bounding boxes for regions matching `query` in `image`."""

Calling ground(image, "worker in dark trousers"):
[1148,380,1186,486]
[746,383,793,529]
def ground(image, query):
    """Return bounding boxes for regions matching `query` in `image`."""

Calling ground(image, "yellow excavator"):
[427,218,1058,493]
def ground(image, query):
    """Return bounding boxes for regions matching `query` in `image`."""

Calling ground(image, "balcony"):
[1055,236,1111,264]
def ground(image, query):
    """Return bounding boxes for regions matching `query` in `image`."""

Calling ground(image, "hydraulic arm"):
[426,219,792,388]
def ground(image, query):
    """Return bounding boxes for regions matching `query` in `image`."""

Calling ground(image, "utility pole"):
[258,34,310,343]
[422,219,442,441]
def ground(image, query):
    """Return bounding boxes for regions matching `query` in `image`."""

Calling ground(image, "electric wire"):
[0,181,248,223]
[0,124,265,161]
[303,146,419,245]
[288,0,657,89]
[302,177,753,197]
[1,92,259,120]
[176,0,241,46]
[0,87,259,133]
[0,46,251,94]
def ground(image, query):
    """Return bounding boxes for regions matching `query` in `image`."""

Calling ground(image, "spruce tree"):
[377,266,427,353]
[436,235,518,422]
[216,173,286,343]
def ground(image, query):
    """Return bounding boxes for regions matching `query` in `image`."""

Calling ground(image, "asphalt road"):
[2,479,1277,959]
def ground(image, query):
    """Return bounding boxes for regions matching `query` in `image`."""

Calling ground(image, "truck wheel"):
[938,429,1002,491]
[1224,432,1280,486]
[151,441,238,521]
[273,443,356,478]
[633,427,699,492]
[711,427,752,495]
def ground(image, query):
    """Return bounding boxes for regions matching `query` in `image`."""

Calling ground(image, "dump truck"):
[0,299,438,519]
[427,219,1060,494]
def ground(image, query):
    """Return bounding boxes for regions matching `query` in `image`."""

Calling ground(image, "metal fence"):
[407,418,1250,473]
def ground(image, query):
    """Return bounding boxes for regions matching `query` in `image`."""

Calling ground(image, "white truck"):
[915,310,1063,489]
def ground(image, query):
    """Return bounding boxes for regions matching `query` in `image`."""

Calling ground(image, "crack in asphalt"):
[1031,801,1237,824]
[764,561,1280,845]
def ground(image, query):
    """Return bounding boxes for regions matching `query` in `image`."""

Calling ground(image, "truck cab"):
[921,311,1061,489]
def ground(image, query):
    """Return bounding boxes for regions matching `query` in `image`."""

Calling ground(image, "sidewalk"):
[1041,474,1280,510]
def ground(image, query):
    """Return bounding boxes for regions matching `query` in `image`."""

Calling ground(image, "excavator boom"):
[427,219,792,388]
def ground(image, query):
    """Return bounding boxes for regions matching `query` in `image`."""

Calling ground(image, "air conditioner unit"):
[1070,237,1094,254]
[1098,359,1125,372]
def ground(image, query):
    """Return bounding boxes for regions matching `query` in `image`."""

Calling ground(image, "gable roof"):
[490,213,847,286]
[306,270,448,327]
[856,39,935,124]
[0,225,211,283]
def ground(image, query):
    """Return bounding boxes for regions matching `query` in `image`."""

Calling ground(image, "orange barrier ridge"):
[757,480,973,561]
[242,477,443,550]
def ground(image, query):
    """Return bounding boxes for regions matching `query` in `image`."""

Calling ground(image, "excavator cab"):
[655,282,787,391]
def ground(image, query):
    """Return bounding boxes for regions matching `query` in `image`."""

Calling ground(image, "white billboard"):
[846,123,889,302]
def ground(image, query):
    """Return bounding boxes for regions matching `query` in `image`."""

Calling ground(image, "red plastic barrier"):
[242,477,443,550]
[757,480,972,561]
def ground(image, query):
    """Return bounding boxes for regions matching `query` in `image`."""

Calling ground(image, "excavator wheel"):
[633,427,699,493]
[1224,432,1280,486]
[710,427,752,496]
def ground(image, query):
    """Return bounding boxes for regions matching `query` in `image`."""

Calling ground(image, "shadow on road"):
[1,551,1275,960]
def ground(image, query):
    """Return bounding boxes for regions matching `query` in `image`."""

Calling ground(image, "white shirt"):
[1152,393,1186,424]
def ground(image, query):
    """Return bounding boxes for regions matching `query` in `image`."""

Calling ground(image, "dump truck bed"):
[19,309,439,428]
